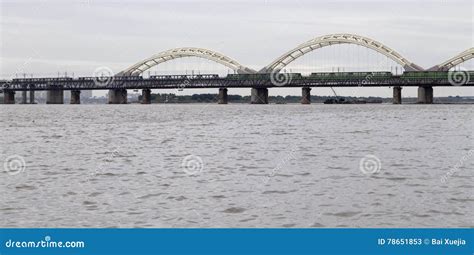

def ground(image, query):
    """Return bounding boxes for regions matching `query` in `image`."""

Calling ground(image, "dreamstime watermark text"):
[261,147,299,184]
[441,149,473,183]
[5,235,85,249]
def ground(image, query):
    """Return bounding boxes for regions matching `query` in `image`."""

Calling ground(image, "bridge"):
[1,33,473,105]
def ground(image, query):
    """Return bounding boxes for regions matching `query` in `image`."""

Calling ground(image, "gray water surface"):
[1,104,473,228]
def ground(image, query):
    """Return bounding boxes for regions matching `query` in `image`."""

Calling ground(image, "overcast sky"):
[1,0,473,97]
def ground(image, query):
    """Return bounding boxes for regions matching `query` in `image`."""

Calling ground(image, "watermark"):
[448,67,469,86]
[261,147,298,185]
[80,147,167,227]
[441,149,473,183]
[88,148,120,180]
[1,57,36,92]
[270,70,292,87]
[92,66,114,87]
[3,155,26,176]
[359,154,381,175]
[177,77,190,92]
[359,72,376,87]
[181,154,204,175]
[5,235,85,249]
[80,0,92,7]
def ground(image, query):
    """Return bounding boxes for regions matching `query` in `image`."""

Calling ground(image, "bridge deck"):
[1,72,472,91]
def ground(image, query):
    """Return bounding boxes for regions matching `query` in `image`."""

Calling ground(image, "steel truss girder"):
[1,77,471,92]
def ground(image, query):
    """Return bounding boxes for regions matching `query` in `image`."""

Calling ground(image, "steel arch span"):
[260,33,424,73]
[429,48,474,71]
[119,47,256,76]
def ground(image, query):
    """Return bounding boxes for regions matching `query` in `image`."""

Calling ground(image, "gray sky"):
[1,0,473,97]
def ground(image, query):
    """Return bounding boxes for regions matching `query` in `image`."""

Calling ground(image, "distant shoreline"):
[2,93,474,104]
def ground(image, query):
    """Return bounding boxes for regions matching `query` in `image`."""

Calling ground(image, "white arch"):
[260,33,424,73]
[119,47,256,76]
[429,48,474,71]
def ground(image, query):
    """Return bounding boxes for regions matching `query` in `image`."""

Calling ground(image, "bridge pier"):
[3,91,15,104]
[251,87,268,104]
[108,89,127,104]
[417,86,433,104]
[218,88,228,104]
[393,86,402,104]
[21,91,27,104]
[29,88,35,104]
[141,89,151,104]
[301,87,311,104]
[70,90,81,104]
[46,89,64,104]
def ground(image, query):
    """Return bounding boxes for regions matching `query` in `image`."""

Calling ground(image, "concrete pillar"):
[46,89,64,104]
[141,89,151,104]
[21,91,27,104]
[3,91,15,104]
[250,87,268,104]
[417,86,433,104]
[70,90,81,104]
[301,87,311,104]
[29,90,35,104]
[108,89,127,104]
[218,88,228,104]
[393,86,402,104]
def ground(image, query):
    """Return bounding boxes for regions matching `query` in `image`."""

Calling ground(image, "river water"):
[1,104,473,228]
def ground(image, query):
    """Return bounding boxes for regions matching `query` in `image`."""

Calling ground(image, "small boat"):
[323,98,366,104]
[324,98,347,104]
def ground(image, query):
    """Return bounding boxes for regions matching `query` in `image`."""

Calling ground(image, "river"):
[1,104,472,228]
